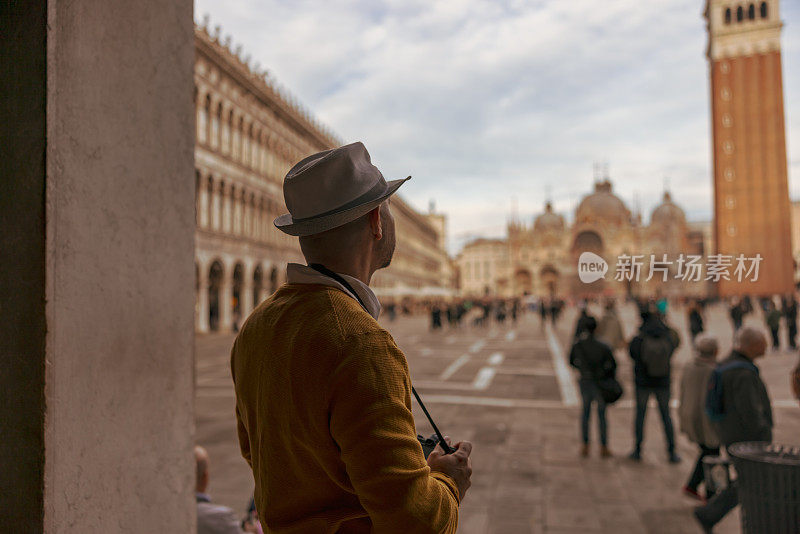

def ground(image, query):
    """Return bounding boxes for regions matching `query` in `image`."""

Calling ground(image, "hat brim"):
[274,177,410,237]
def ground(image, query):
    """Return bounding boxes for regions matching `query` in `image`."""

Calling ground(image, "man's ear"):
[369,205,382,240]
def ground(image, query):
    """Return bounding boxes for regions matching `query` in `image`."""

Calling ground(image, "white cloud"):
[195,0,800,254]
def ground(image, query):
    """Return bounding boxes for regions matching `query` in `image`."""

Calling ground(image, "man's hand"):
[427,437,472,501]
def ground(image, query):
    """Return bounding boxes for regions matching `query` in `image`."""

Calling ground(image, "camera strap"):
[309,263,453,454]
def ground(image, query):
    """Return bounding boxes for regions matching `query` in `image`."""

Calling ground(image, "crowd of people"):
[566,294,797,532]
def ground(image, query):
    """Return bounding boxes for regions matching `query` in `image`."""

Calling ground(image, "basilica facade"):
[193,22,453,332]
[458,179,709,299]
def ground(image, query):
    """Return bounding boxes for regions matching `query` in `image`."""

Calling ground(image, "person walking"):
[688,302,704,342]
[783,294,797,350]
[765,300,782,351]
[569,316,616,458]
[231,143,472,533]
[596,300,625,351]
[730,299,744,332]
[539,298,548,330]
[628,311,682,463]
[678,334,720,502]
[573,306,592,341]
[693,327,772,532]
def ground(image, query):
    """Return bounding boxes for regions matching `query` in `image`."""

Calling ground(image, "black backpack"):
[705,360,759,422]
[640,334,674,378]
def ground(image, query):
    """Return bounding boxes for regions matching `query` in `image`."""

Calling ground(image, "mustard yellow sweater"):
[231,284,460,533]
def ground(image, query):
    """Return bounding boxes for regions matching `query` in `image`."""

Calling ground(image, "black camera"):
[417,434,441,458]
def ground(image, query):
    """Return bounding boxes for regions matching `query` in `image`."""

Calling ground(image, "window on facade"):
[724,7,732,24]
[748,3,755,19]
[760,1,767,18]
[198,95,210,144]
[736,6,744,21]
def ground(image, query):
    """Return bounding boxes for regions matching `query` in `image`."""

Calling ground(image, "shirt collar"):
[286,263,382,320]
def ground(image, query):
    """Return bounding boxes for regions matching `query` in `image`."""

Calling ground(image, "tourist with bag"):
[694,327,771,532]
[678,334,721,502]
[628,311,681,463]
[569,316,619,458]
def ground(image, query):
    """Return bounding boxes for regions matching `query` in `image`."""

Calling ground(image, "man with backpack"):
[694,327,771,532]
[628,311,681,463]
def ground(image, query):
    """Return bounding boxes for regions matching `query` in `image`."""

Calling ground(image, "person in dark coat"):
[765,300,782,351]
[569,316,616,458]
[688,302,704,342]
[628,312,681,463]
[539,298,548,329]
[783,294,797,350]
[573,306,592,341]
[694,327,771,531]
[729,300,744,332]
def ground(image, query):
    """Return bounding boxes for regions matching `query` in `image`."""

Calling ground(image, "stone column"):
[196,262,210,333]
[219,264,234,333]
[222,182,232,234]
[0,0,195,530]
[211,178,221,231]
[199,173,209,229]
[241,264,254,318]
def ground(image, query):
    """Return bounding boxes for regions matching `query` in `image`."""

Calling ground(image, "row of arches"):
[194,85,307,181]
[724,2,768,24]
[195,169,294,248]
[196,257,284,332]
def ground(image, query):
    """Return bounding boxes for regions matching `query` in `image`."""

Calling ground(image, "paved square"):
[196,302,800,532]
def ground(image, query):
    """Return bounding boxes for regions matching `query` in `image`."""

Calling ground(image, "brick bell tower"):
[705,0,793,296]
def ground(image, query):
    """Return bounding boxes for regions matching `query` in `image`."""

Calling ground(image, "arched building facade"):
[193,23,454,332]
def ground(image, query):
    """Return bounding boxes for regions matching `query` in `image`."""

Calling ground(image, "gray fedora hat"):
[274,141,409,237]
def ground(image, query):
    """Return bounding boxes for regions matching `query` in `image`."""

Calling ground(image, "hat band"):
[291,180,388,223]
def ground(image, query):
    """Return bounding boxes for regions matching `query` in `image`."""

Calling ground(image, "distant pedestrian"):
[656,296,668,317]
[539,299,548,329]
[678,334,720,502]
[688,302,704,342]
[765,300,781,351]
[693,327,771,531]
[431,303,442,330]
[729,299,744,332]
[783,294,797,350]
[628,311,681,463]
[573,306,592,341]
[569,316,616,458]
[792,355,800,407]
[596,301,625,351]
[495,300,506,325]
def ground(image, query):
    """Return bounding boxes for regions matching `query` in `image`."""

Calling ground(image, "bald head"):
[694,333,718,360]
[734,326,768,360]
[298,201,396,283]
[195,445,210,494]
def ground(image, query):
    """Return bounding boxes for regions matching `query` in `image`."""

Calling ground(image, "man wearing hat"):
[231,142,473,533]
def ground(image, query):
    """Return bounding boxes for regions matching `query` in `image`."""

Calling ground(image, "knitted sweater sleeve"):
[328,329,459,534]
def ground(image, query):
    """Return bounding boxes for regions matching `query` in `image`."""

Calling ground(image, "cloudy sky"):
[194,0,800,254]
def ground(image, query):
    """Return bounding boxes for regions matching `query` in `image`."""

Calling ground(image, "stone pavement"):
[195,302,800,533]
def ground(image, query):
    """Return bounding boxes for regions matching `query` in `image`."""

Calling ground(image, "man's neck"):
[305,257,373,286]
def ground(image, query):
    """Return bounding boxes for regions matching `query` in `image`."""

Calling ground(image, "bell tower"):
[705,0,793,295]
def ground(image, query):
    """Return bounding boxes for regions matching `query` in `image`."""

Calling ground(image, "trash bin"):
[728,442,800,534]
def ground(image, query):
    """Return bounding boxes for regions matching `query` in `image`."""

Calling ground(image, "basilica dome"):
[533,201,565,233]
[575,180,631,227]
[650,191,686,228]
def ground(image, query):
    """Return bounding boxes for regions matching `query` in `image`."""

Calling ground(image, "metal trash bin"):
[728,442,800,534]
